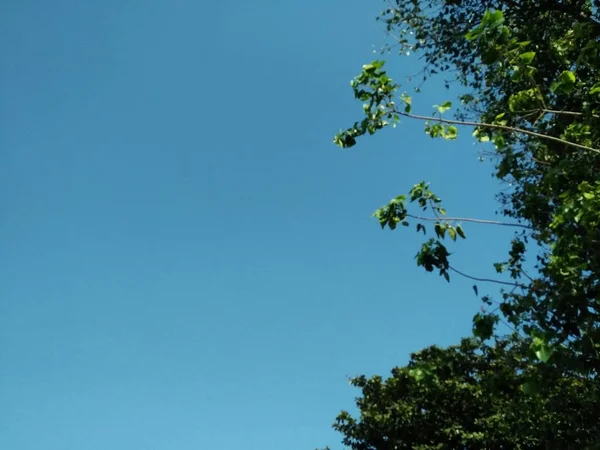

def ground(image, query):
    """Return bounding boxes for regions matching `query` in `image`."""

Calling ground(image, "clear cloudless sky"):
[0,1,513,449]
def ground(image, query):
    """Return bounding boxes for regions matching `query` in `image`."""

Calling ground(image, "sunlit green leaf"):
[535,344,554,363]
[446,125,458,139]
[448,227,457,240]
[434,101,452,114]
[518,51,535,64]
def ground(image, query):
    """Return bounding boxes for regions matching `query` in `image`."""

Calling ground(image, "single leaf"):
[434,101,452,114]
[446,125,458,139]
[535,344,554,363]
[551,70,576,93]
[521,380,540,395]
[434,223,445,238]
[559,70,576,84]
[401,94,412,113]
[488,10,504,25]
[518,51,536,64]
[448,227,457,241]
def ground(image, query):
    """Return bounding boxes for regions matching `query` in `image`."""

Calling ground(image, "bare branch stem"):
[449,265,527,289]
[407,214,532,229]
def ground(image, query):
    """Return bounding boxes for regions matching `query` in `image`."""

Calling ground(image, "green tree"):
[325,336,600,449]
[334,0,600,374]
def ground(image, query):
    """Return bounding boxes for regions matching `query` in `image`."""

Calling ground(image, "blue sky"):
[0,1,512,449]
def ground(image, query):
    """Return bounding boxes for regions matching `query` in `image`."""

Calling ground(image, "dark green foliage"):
[330,336,600,449]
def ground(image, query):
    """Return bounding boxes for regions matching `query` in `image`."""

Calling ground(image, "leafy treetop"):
[334,0,600,375]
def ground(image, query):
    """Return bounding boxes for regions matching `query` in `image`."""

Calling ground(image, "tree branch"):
[513,108,600,120]
[407,214,532,229]
[392,109,600,155]
[542,109,600,120]
[449,265,527,289]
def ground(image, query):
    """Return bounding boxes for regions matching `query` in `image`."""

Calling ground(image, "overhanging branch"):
[392,109,600,155]
[407,214,532,229]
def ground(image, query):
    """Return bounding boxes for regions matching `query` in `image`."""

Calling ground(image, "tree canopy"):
[334,0,600,373]
[325,0,600,448]
[331,336,600,449]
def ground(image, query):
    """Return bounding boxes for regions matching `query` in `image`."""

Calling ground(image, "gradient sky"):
[1,1,513,449]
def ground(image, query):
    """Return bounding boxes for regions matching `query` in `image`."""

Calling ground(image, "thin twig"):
[542,109,584,117]
[449,265,527,289]
[407,214,532,229]
[542,109,600,119]
[514,108,600,119]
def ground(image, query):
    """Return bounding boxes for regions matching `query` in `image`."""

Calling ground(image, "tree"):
[325,336,600,449]
[333,0,600,374]
[324,3,600,448]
